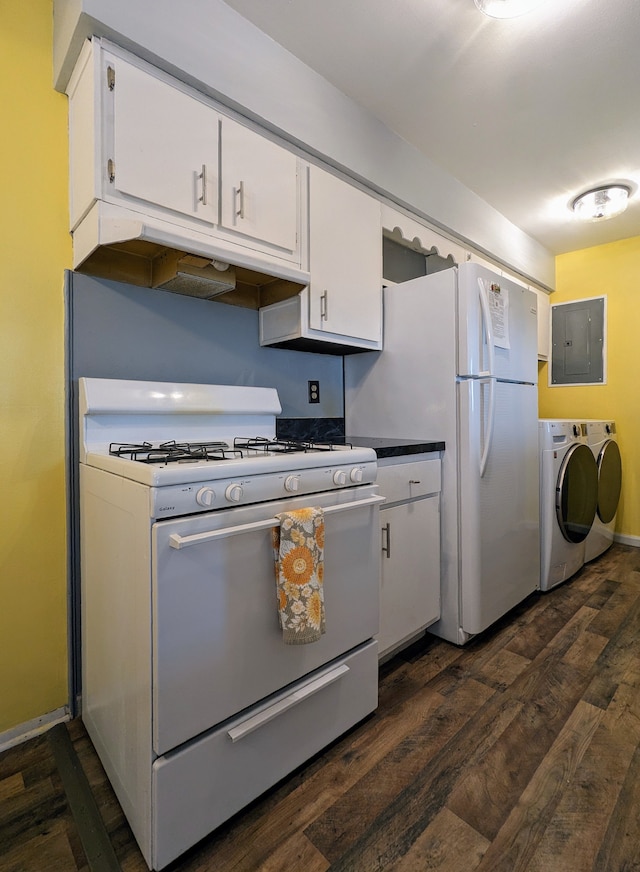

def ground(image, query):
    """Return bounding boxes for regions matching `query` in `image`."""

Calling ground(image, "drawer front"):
[152,641,378,870]
[376,458,441,504]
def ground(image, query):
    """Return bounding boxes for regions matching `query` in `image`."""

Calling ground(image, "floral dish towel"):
[272,507,326,644]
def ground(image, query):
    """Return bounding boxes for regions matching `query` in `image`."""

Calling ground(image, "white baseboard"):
[0,707,70,754]
[614,532,640,549]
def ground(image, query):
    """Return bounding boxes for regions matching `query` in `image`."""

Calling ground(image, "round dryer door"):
[556,443,599,543]
[597,439,622,524]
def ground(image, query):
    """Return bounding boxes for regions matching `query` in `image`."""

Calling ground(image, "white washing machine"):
[539,420,599,591]
[583,420,622,562]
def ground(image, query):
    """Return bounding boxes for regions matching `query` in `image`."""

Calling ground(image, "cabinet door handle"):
[320,290,328,321]
[409,480,421,484]
[381,521,391,558]
[198,164,207,205]
[235,180,245,218]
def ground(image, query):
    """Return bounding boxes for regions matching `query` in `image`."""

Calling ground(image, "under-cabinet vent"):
[153,253,236,299]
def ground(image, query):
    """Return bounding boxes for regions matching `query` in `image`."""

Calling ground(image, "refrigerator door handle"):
[478,278,495,378]
[480,376,495,477]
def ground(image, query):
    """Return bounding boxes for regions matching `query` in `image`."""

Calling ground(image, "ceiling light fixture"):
[474,0,547,18]
[571,185,631,221]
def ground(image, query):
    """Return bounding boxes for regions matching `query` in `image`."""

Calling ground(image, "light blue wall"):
[69,273,343,417]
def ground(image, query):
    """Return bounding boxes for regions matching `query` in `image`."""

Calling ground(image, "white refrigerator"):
[345,262,540,645]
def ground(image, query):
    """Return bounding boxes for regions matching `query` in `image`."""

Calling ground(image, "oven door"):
[152,484,383,755]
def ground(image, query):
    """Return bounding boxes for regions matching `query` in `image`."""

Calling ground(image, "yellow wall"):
[538,235,640,540]
[0,0,71,733]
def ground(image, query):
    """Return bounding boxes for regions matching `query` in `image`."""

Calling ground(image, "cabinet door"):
[378,497,440,657]
[111,59,218,225]
[220,118,298,255]
[308,165,382,343]
[536,288,550,360]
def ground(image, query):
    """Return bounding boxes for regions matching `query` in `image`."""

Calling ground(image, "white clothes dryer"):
[539,420,599,591]
[583,421,622,562]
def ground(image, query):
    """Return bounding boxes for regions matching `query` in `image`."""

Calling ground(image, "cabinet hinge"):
[107,159,115,184]
[106,66,115,91]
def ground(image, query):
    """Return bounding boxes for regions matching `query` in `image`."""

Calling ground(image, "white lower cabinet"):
[375,456,441,658]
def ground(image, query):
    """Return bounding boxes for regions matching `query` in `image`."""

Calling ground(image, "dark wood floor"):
[2,543,640,872]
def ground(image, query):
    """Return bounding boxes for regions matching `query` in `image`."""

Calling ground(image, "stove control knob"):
[350,467,364,483]
[225,483,243,503]
[196,487,215,507]
[284,475,301,493]
[333,470,348,486]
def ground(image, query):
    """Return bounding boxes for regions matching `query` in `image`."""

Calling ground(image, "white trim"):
[0,707,70,753]
[614,532,640,549]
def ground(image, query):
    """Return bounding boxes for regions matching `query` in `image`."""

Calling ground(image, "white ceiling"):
[222,0,640,256]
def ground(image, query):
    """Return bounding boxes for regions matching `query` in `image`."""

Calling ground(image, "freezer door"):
[457,262,538,384]
[457,378,539,636]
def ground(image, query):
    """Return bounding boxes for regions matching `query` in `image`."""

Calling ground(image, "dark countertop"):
[346,436,445,459]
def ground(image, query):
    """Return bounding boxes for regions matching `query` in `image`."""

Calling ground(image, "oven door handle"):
[227,663,350,743]
[168,494,386,550]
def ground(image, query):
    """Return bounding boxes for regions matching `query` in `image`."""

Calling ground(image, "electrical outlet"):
[308,380,320,403]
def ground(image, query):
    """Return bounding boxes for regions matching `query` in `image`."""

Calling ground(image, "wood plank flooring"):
[2,543,640,871]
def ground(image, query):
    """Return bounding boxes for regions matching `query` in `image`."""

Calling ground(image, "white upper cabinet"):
[66,39,307,285]
[112,59,219,227]
[220,118,298,257]
[536,288,551,361]
[308,165,382,344]
[499,268,551,360]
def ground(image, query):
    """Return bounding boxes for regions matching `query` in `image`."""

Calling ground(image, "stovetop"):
[108,437,354,465]
[78,377,377,495]
[84,437,376,490]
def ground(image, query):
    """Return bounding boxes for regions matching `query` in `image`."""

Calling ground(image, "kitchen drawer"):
[152,640,378,870]
[376,457,441,504]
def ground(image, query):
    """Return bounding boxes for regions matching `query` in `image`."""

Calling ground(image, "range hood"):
[152,253,236,298]
[71,200,309,309]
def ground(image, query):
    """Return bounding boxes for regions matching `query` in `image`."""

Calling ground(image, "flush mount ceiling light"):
[571,185,632,221]
[474,0,547,18]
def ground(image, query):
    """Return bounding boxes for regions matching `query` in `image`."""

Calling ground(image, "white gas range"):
[78,378,383,870]
[80,378,377,515]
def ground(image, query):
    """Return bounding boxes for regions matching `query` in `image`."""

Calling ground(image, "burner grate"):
[233,437,350,454]
[108,437,354,464]
[109,441,242,464]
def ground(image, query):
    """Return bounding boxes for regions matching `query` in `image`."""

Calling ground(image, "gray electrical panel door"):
[551,297,605,385]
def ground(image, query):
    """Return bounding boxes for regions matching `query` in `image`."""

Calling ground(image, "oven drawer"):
[375,457,441,504]
[152,640,377,870]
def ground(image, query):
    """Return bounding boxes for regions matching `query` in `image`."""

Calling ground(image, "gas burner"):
[109,441,243,464]
[233,437,350,454]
